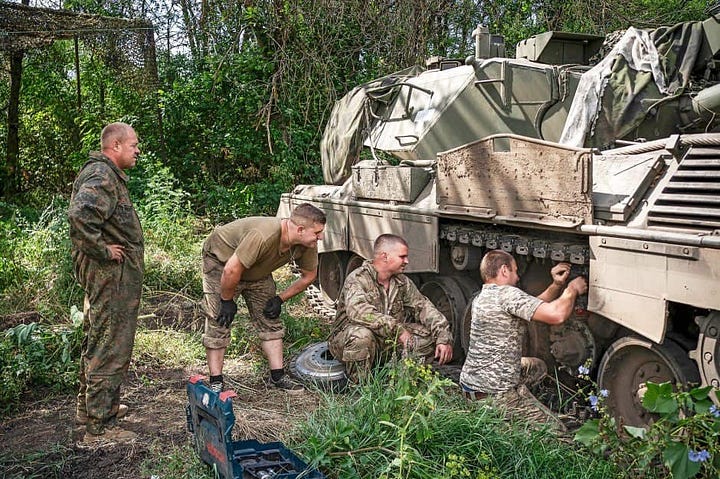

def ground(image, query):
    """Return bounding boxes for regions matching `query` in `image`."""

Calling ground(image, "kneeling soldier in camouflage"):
[328,234,453,381]
[460,249,587,431]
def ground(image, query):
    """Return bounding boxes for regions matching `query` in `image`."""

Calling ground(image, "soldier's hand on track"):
[217,299,238,328]
[550,262,571,286]
[107,244,126,262]
[568,276,588,296]
[262,295,284,319]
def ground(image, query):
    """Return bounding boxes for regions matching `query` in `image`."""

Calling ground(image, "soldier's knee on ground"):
[344,359,372,383]
[520,356,547,387]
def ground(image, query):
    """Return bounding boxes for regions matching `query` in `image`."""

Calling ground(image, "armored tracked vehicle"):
[278,8,720,425]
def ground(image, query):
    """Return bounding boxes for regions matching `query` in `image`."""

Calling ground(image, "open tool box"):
[186,375,325,479]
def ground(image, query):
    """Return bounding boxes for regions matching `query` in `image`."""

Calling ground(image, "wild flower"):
[688,449,711,463]
[578,365,590,375]
[599,389,608,398]
[710,404,719,418]
[588,394,599,411]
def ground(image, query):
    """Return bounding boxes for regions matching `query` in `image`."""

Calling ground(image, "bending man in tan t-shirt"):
[201,203,326,392]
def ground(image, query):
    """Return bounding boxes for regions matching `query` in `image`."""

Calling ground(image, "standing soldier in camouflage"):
[201,203,326,393]
[68,122,143,443]
[460,249,587,431]
[328,234,453,381]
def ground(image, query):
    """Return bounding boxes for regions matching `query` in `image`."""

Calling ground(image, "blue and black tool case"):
[186,375,325,479]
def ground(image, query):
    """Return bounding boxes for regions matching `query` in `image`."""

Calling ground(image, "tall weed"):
[132,153,206,296]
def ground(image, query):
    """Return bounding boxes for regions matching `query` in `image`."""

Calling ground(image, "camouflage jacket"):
[330,260,453,345]
[68,151,144,265]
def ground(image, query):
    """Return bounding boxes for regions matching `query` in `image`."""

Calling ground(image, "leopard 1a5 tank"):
[279,7,720,425]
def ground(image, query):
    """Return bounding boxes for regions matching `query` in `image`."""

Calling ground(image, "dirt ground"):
[0,295,323,479]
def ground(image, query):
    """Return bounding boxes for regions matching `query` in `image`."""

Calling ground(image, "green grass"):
[289,360,622,479]
[133,328,207,367]
[141,442,215,478]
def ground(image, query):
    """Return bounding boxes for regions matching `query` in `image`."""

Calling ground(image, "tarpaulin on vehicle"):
[321,66,424,185]
[560,21,704,148]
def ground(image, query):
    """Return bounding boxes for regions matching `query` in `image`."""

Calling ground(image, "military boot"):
[76,404,128,425]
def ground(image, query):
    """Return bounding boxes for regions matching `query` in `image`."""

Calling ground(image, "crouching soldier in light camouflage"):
[328,234,453,381]
[68,122,143,444]
[460,249,587,432]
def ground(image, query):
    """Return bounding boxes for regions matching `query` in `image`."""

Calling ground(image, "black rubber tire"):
[419,276,469,364]
[597,336,700,426]
[289,341,348,392]
[318,251,347,305]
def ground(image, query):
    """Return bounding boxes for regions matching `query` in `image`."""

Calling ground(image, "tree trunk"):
[2,0,29,199]
[3,49,23,198]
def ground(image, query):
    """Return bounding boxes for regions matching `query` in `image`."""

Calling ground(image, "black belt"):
[463,390,489,401]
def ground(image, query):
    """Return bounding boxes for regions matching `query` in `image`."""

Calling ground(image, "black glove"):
[217,299,237,328]
[263,295,284,319]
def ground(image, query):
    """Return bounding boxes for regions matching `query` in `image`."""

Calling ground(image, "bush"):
[0,197,80,317]
[132,153,207,296]
[575,378,720,479]
[0,307,83,415]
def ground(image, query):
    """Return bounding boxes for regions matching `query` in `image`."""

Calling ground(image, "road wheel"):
[597,336,699,426]
[289,341,347,392]
[345,253,365,278]
[318,251,346,305]
[419,276,469,364]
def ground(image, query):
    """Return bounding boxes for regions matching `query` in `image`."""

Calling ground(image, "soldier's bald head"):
[101,122,135,150]
[480,250,515,282]
[373,234,407,257]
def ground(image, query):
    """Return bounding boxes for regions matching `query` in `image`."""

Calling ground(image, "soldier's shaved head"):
[100,122,134,150]
[290,203,326,227]
[373,234,407,257]
[480,249,515,282]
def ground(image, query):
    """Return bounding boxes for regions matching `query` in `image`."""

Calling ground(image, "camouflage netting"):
[0,1,157,88]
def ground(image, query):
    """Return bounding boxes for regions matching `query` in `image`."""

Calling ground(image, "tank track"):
[439,223,590,266]
[305,284,337,319]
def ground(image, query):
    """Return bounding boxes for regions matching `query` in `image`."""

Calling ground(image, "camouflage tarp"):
[560,21,703,148]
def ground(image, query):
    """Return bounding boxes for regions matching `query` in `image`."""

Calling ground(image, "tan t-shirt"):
[204,217,318,281]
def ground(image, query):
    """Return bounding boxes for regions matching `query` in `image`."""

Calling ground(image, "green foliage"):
[0,197,81,317]
[129,152,206,295]
[539,0,708,36]
[575,381,720,479]
[292,359,619,478]
[0,307,83,415]
[0,202,28,295]
[157,47,319,220]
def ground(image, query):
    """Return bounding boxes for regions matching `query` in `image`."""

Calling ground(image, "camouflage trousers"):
[485,357,566,432]
[74,253,143,435]
[328,323,436,382]
[200,253,282,349]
